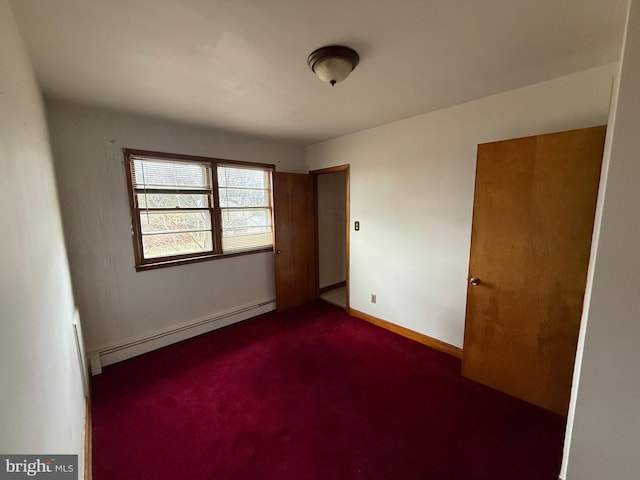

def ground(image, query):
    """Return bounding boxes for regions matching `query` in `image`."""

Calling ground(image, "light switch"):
[355,221,360,231]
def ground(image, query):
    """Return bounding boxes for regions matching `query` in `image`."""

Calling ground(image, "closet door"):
[462,126,606,415]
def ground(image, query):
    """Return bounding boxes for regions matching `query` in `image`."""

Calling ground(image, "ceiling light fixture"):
[307,45,359,86]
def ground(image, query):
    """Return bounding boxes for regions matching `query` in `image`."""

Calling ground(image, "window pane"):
[133,158,211,190]
[137,193,208,209]
[221,208,271,229]
[221,208,272,251]
[218,166,268,188]
[217,166,273,252]
[222,232,272,252]
[139,211,211,234]
[142,231,213,259]
[219,188,269,208]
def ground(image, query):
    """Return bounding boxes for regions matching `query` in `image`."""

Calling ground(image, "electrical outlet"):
[371,294,376,304]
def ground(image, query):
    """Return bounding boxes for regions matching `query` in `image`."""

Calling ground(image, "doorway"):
[311,166,349,311]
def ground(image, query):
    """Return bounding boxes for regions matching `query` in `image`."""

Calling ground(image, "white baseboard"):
[88,299,275,372]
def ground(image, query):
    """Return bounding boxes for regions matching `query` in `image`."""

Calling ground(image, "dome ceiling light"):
[307,45,359,86]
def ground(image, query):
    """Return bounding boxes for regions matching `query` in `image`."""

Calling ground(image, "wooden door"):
[273,172,316,311]
[462,126,606,415]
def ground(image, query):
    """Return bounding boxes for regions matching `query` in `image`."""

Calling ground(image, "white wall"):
[563,1,640,478]
[0,0,85,469]
[317,171,347,288]
[306,64,616,348]
[46,100,306,354]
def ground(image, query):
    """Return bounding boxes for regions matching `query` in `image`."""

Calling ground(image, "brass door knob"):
[469,277,481,286]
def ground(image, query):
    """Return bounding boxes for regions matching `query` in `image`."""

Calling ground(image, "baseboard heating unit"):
[88,299,275,374]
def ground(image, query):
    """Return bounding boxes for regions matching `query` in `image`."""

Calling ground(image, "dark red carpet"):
[91,302,565,479]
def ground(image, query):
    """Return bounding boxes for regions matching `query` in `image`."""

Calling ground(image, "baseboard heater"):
[88,299,276,374]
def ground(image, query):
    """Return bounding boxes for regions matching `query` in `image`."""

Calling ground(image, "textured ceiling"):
[10,0,628,145]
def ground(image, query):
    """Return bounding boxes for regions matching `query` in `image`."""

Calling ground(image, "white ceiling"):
[10,0,628,145]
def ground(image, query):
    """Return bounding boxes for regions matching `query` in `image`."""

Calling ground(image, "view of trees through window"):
[218,166,273,252]
[133,158,213,259]
[126,151,273,267]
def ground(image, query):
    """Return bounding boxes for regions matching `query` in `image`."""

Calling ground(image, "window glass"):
[218,166,273,252]
[125,151,273,269]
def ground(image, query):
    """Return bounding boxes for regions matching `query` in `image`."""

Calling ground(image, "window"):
[124,149,274,270]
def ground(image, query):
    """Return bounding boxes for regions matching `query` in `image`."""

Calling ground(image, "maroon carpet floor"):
[91,302,565,480]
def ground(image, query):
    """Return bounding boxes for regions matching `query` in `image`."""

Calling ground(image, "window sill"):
[135,246,274,272]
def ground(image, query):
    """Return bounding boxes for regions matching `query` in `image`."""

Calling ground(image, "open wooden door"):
[273,172,316,311]
[462,126,606,415]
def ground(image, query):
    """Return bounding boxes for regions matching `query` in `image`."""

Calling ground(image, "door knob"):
[469,277,481,286]
[276,249,282,254]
